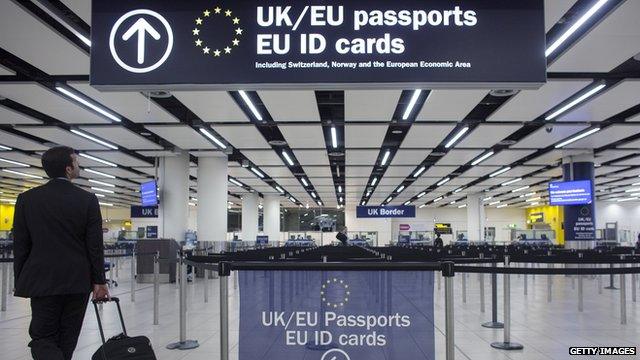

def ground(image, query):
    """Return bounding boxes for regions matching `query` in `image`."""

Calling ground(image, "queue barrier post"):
[462,270,467,304]
[130,250,136,303]
[153,252,159,325]
[1,262,7,312]
[620,271,627,325]
[482,257,503,329]
[479,253,485,313]
[491,255,523,351]
[578,253,583,312]
[605,263,617,290]
[166,256,199,350]
[547,263,553,303]
[204,268,209,303]
[443,261,455,360]
[219,262,230,360]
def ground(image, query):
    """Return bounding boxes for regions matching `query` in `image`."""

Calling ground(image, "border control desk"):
[136,239,181,283]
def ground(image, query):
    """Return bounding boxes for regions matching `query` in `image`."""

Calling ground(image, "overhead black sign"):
[90,0,546,90]
[131,205,158,218]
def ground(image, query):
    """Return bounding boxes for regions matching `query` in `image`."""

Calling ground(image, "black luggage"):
[91,297,157,360]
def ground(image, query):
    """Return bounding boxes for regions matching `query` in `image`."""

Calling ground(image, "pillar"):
[158,152,189,241]
[467,193,486,242]
[197,156,228,243]
[263,194,281,244]
[241,193,259,242]
[562,152,596,249]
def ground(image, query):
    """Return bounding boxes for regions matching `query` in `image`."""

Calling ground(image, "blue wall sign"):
[548,180,593,206]
[90,0,545,90]
[140,180,158,206]
[356,205,415,218]
[239,270,435,359]
[562,163,596,241]
[256,235,269,245]
[146,226,158,238]
[131,205,158,218]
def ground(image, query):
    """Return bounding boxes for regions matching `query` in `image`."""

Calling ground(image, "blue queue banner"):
[356,205,415,218]
[239,271,435,360]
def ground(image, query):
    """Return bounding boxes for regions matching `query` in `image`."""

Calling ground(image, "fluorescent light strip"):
[413,166,426,178]
[94,193,105,198]
[91,187,114,194]
[89,179,115,188]
[633,182,640,186]
[402,90,422,120]
[0,145,12,151]
[84,168,116,179]
[445,126,469,149]
[436,177,451,186]
[624,188,640,193]
[251,167,264,178]
[282,151,294,166]
[361,201,366,206]
[311,192,316,198]
[489,167,511,177]
[555,127,601,148]
[458,204,467,208]
[433,196,443,203]
[339,197,343,203]
[229,178,243,187]
[617,197,638,203]
[338,185,342,193]
[366,191,371,197]
[289,197,296,203]
[501,178,523,186]
[317,201,323,206]
[489,200,501,205]
[199,128,227,149]
[2,169,43,179]
[526,197,542,202]
[524,192,536,197]
[55,87,120,122]
[497,204,508,208]
[0,158,29,167]
[417,191,426,198]
[483,197,493,201]
[371,177,378,186]
[380,150,391,166]
[546,84,606,120]
[79,153,117,167]
[99,202,114,207]
[331,127,338,148]
[386,197,393,203]
[512,186,530,193]
[275,186,285,193]
[189,202,196,206]
[301,178,309,187]
[419,204,426,209]
[529,202,539,206]
[450,200,456,205]
[70,130,118,150]
[404,201,411,205]
[471,151,494,166]
[238,90,263,121]
[396,185,405,193]
[545,0,609,57]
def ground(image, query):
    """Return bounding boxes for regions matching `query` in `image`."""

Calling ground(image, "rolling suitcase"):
[91,297,157,360]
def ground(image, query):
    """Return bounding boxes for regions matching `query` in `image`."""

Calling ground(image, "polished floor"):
[0,260,638,360]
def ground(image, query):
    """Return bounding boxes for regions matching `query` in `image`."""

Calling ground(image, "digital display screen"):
[548,180,592,206]
[141,180,158,206]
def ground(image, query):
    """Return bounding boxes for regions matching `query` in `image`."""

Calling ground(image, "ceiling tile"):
[403,124,456,148]
[482,150,536,166]
[345,124,388,148]
[345,90,401,121]
[173,91,248,122]
[85,151,152,167]
[293,150,329,166]
[259,91,320,121]
[457,124,523,148]
[390,150,431,166]
[243,150,285,166]
[16,126,109,150]
[438,150,483,165]
[565,125,640,149]
[559,81,640,122]
[513,124,590,149]
[79,126,164,150]
[212,125,271,149]
[145,125,216,149]
[279,124,327,148]
[0,129,48,151]
[0,106,41,124]
[346,150,378,165]
[417,89,487,121]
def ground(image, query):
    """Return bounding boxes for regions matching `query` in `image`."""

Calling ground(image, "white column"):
[263,194,281,244]
[197,156,228,243]
[158,153,189,241]
[241,193,259,242]
[467,193,486,242]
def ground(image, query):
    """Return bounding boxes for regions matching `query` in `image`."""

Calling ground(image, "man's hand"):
[92,284,110,301]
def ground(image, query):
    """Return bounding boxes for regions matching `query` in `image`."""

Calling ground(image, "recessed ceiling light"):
[402,89,422,120]
[56,86,121,122]
[490,89,519,97]
[546,0,610,57]
[238,90,263,121]
[445,126,469,149]
[268,140,288,146]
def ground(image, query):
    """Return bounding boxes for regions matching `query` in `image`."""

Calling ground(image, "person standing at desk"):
[13,146,109,360]
[336,227,348,246]
[433,232,444,248]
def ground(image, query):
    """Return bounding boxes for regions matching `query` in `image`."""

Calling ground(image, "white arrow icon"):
[121,18,161,65]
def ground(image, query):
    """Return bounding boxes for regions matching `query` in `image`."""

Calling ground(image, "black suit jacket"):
[13,178,106,298]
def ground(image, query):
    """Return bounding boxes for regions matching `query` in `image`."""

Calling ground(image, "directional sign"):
[122,18,162,64]
[356,205,415,218]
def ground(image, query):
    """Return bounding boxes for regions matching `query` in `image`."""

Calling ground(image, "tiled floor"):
[1,260,639,359]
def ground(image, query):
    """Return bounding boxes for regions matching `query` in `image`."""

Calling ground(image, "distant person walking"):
[433,232,444,248]
[336,226,349,246]
[13,146,109,360]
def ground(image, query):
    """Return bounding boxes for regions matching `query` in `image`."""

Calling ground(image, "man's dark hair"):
[41,146,75,178]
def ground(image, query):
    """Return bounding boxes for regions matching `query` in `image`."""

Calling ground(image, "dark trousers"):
[29,293,89,360]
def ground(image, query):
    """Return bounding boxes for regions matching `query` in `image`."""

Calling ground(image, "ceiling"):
[0,0,639,210]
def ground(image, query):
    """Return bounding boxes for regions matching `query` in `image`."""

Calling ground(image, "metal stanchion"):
[153,253,159,326]
[491,255,523,350]
[598,263,603,294]
[130,250,136,302]
[482,259,503,329]
[219,263,230,360]
[115,257,119,278]
[578,253,583,312]
[632,269,637,303]
[437,271,441,291]
[605,263,617,290]
[176,252,180,289]
[204,269,209,303]
[443,262,455,360]
[523,263,528,296]
[166,257,199,350]
[1,262,7,312]
[547,263,552,303]
[620,272,627,325]
[479,253,485,313]
[462,272,467,304]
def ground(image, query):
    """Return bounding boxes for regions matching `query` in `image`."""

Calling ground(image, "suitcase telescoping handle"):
[92,297,128,344]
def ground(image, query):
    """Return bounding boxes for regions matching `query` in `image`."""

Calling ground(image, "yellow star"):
[225,10,232,17]
[195,39,203,46]
[203,10,211,17]
[224,46,232,54]
[232,38,240,46]
[203,47,210,54]
[195,18,203,25]
[232,17,240,24]
[213,49,221,57]
[192,28,200,36]
[214,7,221,14]
[235,27,243,35]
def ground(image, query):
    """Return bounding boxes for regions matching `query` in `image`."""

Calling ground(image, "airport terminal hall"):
[2,0,640,360]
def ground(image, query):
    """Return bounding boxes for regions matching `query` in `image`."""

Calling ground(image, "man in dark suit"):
[13,146,109,360]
